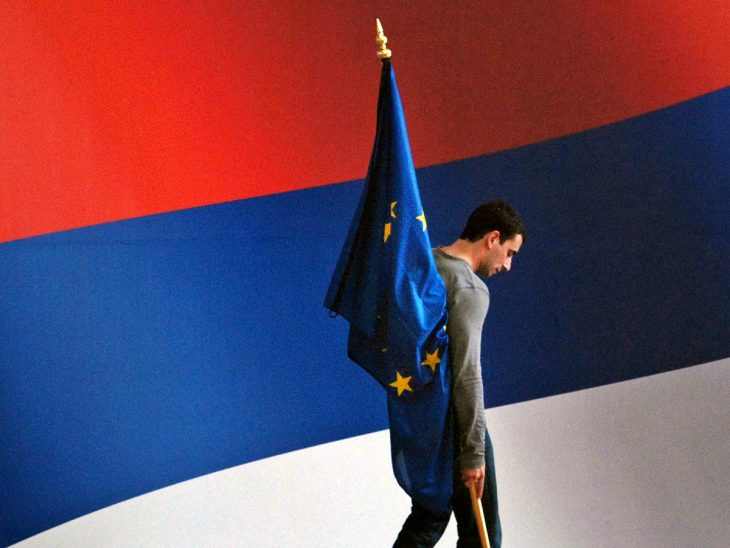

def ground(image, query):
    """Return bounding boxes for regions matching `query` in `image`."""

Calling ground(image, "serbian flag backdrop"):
[1,2,729,546]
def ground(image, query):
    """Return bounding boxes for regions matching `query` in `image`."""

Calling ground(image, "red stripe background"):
[1,1,729,243]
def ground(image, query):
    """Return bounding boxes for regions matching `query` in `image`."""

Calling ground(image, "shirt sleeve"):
[448,285,489,469]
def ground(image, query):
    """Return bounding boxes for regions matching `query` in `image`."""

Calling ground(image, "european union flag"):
[325,59,453,513]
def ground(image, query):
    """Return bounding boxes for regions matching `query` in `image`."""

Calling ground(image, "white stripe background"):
[14,358,729,547]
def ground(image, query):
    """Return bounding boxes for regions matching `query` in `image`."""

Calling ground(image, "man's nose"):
[503,258,512,272]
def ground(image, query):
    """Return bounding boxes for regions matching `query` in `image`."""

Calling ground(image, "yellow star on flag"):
[389,371,413,396]
[416,212,427,231]
[420,349,442,372]
[384,222,392,243]
[390,201,397,218]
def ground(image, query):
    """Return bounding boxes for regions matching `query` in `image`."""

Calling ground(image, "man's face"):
[478,233,523,278]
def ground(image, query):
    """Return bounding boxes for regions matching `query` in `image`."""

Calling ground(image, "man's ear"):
[485,230,501,249]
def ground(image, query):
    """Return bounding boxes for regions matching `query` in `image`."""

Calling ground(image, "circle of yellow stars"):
[383,200,439,396]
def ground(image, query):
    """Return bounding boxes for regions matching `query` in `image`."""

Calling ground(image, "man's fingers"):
[476,476,485,499]
[461,466,486,495]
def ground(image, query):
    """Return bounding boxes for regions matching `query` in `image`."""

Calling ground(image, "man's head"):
[460,200,526,278]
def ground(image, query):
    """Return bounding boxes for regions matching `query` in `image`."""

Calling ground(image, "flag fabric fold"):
[325,59,453,513]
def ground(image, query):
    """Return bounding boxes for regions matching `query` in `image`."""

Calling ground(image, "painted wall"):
[1,2,729,546]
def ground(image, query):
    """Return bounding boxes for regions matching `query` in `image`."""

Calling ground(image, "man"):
[394,200,526,548]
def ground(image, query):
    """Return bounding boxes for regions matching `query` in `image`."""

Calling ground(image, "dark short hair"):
[460,200,527,243]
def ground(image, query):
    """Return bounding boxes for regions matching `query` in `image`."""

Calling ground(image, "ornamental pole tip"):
[375,18,392,60]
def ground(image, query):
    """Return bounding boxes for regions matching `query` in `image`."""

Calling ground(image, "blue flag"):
[325,59,453,513]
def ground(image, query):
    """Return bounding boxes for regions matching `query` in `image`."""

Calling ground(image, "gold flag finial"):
[376,18,392,59]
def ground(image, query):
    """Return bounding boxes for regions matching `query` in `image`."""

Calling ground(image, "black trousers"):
[393,430,502,548]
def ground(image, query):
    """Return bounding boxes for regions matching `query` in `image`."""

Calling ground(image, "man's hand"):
[460,466,485,498]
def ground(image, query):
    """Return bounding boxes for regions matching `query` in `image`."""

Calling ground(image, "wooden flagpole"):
[469,483,491,548]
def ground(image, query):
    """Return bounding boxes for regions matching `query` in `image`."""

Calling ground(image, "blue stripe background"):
[1,87,729,546]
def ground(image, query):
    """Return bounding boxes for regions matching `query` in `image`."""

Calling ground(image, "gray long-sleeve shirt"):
[433,247,489,470]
